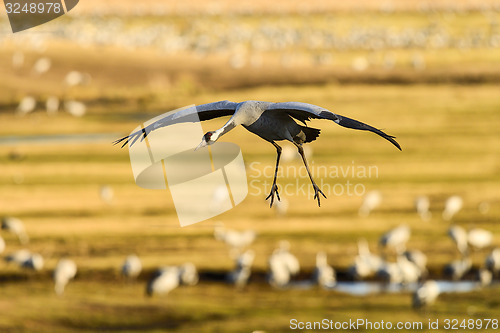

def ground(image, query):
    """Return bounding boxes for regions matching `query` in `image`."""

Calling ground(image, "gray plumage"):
[115,100,401,207]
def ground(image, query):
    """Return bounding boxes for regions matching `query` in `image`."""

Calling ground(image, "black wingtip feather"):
[114,127,150,149]
[113,136,130,148]
[336,114,402,151]
[385,135,402,151]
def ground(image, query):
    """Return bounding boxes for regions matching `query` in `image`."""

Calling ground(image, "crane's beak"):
[195,140,208,151]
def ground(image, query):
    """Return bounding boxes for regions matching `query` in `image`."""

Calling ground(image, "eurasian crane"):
[447,225,468,256]
[485,248,500,277]
[312,251,336,288]
[53,259,77,295]
[348,239,384,280]
[1,216,29,245]
[115,101,401,207]
[413,280,440,309]
[146,263,199,296]
[121,254,142,279]
[379,224,411,256]
[442,195,463,221]
[227,249,255,288]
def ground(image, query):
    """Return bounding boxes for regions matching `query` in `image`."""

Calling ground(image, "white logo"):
[128,105,248,227]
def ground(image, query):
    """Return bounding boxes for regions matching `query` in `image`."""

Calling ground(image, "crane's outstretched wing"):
[267,102,401,151]
[114,100,239,148]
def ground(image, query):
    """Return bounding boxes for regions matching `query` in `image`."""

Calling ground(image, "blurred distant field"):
[1,2,500,333]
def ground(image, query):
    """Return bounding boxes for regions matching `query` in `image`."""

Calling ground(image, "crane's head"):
[195,131,220,150]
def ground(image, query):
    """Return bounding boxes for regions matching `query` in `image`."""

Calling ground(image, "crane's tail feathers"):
[336,115,402,151]
[301,126,321,143]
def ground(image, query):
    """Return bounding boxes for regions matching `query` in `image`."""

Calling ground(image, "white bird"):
[64,71,91,87]
[146,263,198,296]
[54,259,77,295]
[414,196,431,221]
[179,262,199,286]
[448,225,468,255]
[146,266,180,296]
[359,190,382,217]
[99,185,114,204]
[16,96,36,116]
[467,228,493,250]
[478,268,493,286]
[377,261,403,283]
[234,249,255,270]
[45,96,60,115]
[312,252,336,288]
[379,225,411,255]
[64,100,87,117]
[276,240,300,275]
[348,239,384,280]
[1,216,29,244]
[32,57,51,74]
[227,249,255,288]
[268,251,291,288]
[404,249,428,275]
[267,241,300,288]
[121,254,142,279]
[377,254,422,285]
[413,280,440,308]
[116,100,400,208]
[5,249,32,265]
[443,195,463,221]
[485,248,500,276]
[397,255,421,284]
[21,253,44,271]
[444,257,471,280]
[214,223,256,253]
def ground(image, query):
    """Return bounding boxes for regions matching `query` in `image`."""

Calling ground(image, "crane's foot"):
[265,184,280,208]
[312,184,327,207]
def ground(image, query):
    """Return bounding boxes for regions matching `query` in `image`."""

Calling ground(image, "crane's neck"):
[212,118,237,142]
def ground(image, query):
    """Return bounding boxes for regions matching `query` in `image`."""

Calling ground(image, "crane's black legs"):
[265,142,282,207]
[294,142,327,207]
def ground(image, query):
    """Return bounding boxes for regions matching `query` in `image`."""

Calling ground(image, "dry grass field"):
[1,2,500,333]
